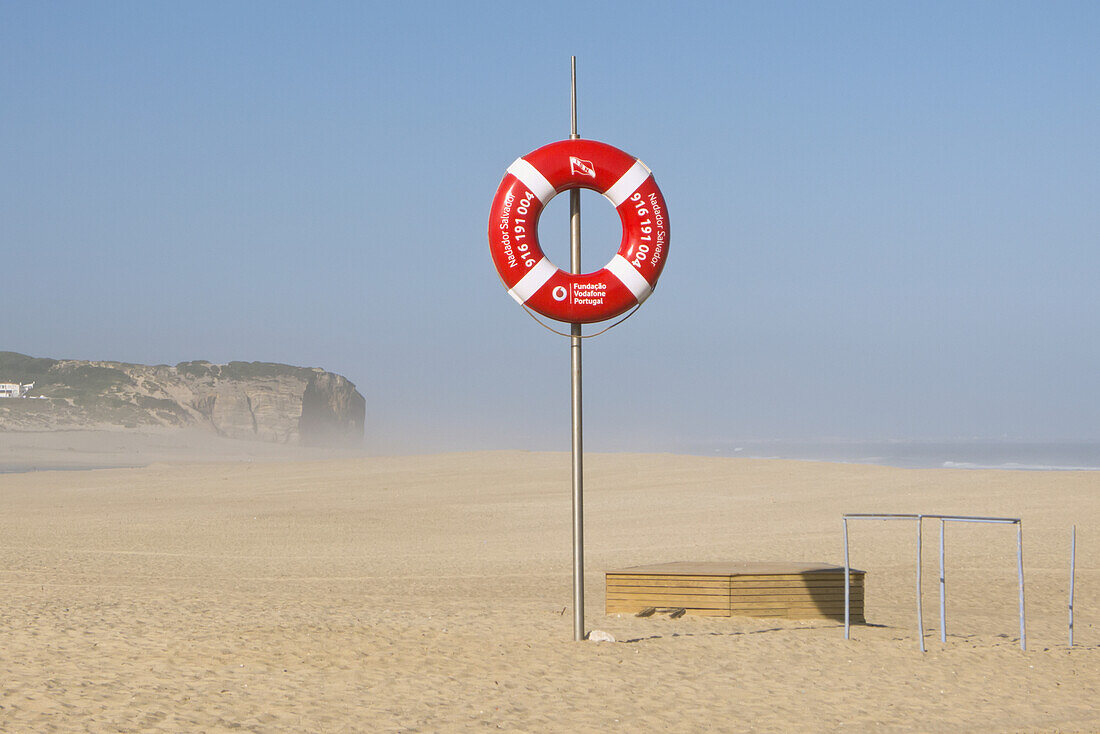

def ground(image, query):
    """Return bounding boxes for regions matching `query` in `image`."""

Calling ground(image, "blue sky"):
[2,2,1097,450]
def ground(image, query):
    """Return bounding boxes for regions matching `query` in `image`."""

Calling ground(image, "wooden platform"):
[606,562,865,621]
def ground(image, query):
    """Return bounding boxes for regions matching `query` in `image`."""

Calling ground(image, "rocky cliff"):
[0,352,365,445]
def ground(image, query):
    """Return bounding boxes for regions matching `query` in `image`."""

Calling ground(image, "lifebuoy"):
[488,139,669,324]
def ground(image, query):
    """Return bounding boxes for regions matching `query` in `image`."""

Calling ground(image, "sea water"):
[3,442,1098,473]
[0,463,142,474]
[675,439,1100,471]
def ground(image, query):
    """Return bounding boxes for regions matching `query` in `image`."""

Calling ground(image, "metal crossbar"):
[842,513,1025,652]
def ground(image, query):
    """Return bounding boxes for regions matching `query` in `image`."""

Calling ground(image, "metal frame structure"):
[842,513,1026,652]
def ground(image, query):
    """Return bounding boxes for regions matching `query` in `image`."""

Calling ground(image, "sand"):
[0,428,365,473]
[0,440,1097,731]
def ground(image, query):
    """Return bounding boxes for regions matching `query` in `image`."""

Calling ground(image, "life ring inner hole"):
[535,187,626,274]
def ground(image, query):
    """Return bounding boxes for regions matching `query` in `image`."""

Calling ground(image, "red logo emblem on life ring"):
[570,156,595,178]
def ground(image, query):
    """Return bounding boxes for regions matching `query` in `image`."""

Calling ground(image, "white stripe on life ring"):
[507,257,558,305]
[603,160,652,207]
[606,254,653,303]
[506,158,556,205]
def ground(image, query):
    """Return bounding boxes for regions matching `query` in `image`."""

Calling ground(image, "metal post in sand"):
[1070,525,1076,647]
[939,518,947,643]
[917,516,925,652]
[569,56,585,642]
[1017,522,1027,651]
[843,517,851,639]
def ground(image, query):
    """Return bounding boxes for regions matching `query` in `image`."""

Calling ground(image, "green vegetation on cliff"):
[0,351,60,385]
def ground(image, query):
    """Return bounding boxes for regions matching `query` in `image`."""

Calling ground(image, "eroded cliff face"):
[0,352,365,445]
[299,372,366,447]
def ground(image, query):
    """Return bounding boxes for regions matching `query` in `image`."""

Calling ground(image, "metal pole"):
[917,516,925,652]
[844,517,850,639]
[1017,522,1026,651]
[1069,525,1076,647]
[939,519,947,643]
[569,56,585,642]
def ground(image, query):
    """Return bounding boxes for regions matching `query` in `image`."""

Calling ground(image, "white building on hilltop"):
[0,382,34,398]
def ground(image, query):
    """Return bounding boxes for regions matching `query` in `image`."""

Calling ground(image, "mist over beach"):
[2,2,1099,731]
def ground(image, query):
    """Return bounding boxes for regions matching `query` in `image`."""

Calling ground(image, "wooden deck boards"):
[606,562,865,621]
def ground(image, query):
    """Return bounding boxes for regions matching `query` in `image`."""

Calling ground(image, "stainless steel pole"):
[1017,522,1026,651]
[843,518,850,639]
[569,55,585,642]
[1070,525,1076,647]
[939,519,947,643]
[917,516,925,652]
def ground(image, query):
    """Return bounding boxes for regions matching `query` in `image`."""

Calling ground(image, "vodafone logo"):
[552,285,568,301]
[570,156,595,178]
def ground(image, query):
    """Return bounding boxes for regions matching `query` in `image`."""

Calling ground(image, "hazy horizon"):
[3,2,1097,453]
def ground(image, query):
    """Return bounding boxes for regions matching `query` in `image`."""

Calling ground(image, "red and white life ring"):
[488,139,669,324]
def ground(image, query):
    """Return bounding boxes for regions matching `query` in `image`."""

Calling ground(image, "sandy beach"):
[0,429,366,474]
[0,441,1097,731]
